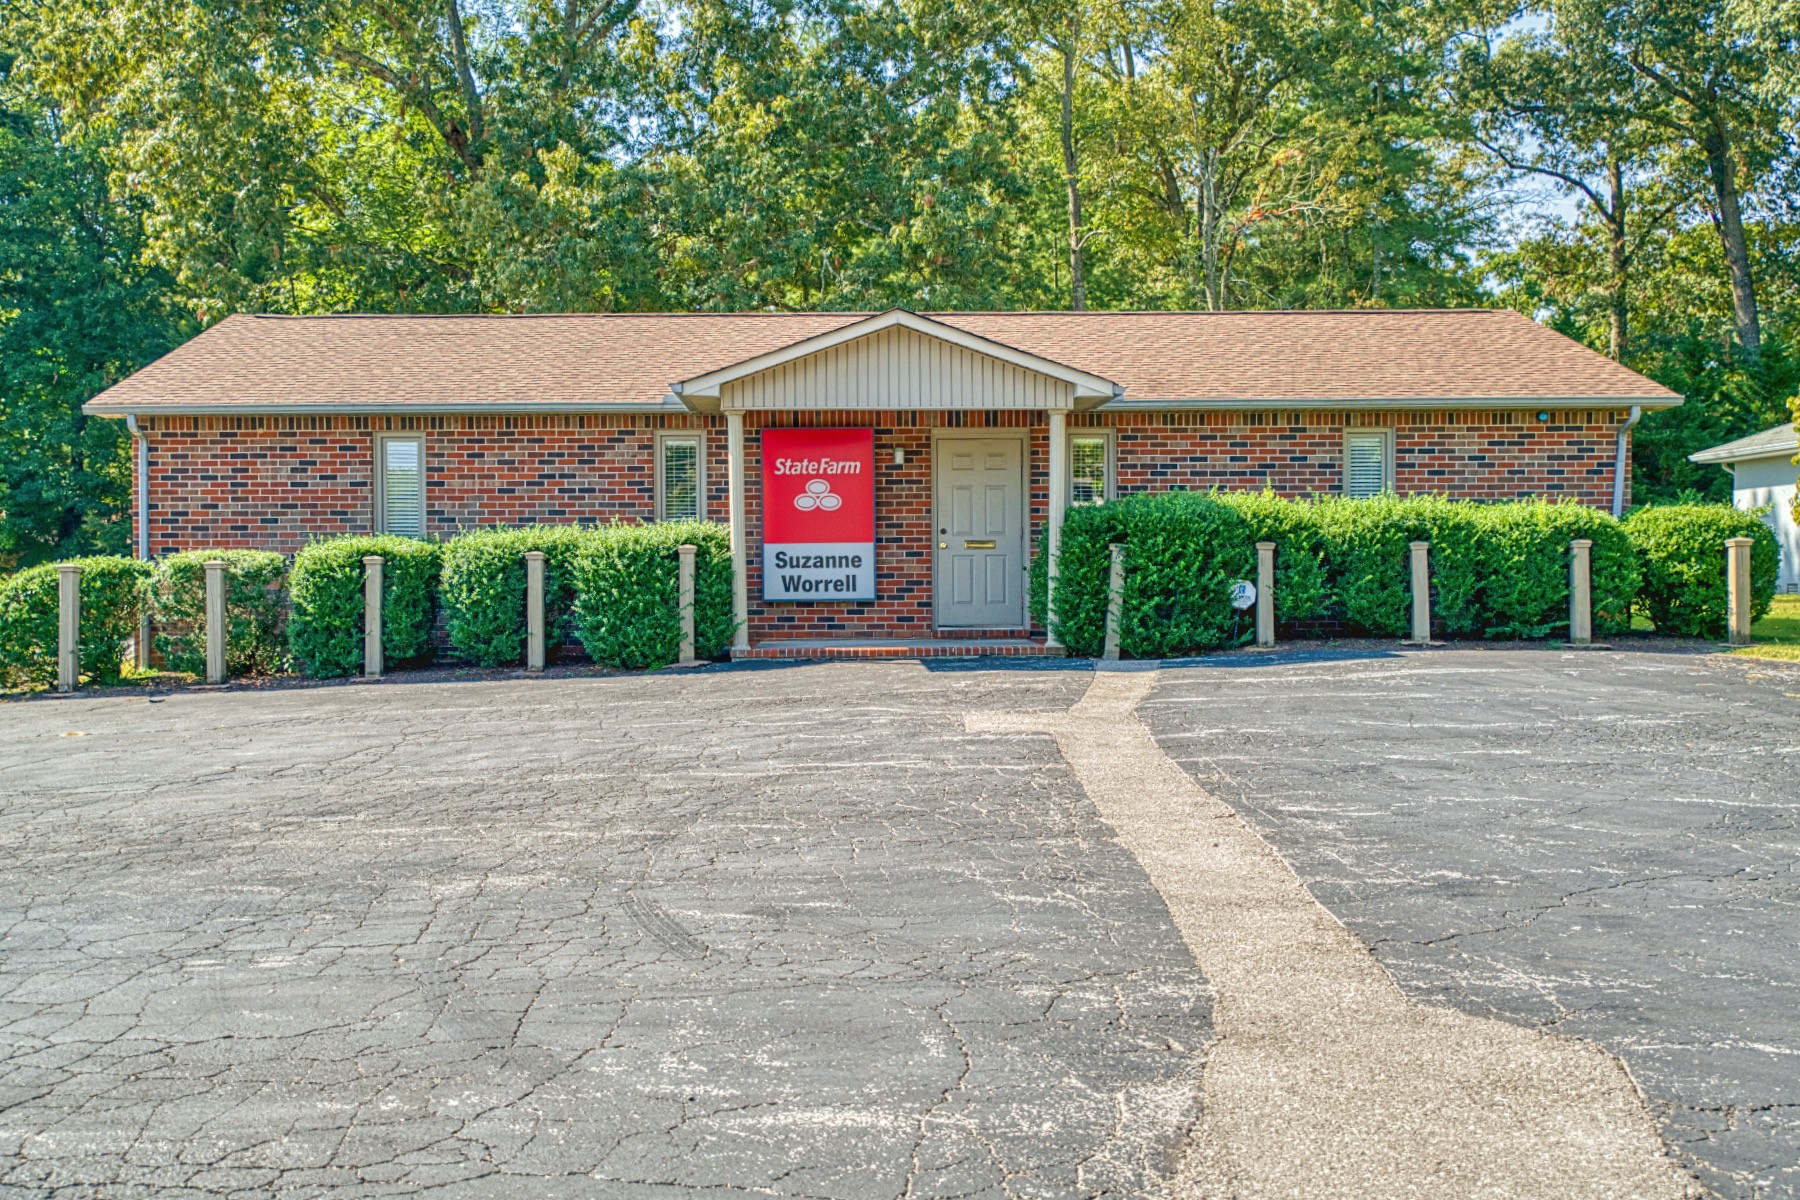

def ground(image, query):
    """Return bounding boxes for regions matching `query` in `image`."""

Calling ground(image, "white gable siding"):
[1731,454,1800,592]
[720,325,1077,412]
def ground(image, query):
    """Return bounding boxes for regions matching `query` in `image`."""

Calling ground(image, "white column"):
[362,555,384,678]
[1045,409,1068,649]
[204,559,228,684]
[678,543,697,665]
[1102,543,1124,661]
[726,410,750,652]
[524,551,546,671]
[1568,539,1593,645]
[56,564,82,694]
[1255,541,1276,647]
[1407,541,1431,644]
[1726,536,1753,646]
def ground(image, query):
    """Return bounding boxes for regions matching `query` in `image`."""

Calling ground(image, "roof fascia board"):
[82,400,691,417]
[1098,395,1683,412]
[1689,444,1799,465]
[672,309,1120,404]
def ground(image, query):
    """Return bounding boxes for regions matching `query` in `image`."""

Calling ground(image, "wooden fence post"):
[1726,537,1754,646]
[1568,539,1593,646]
[678,544,697,665]
[525,551,546,672]
[56,564,82,693]
[362,555,384,678]
[1255,541,1276,647]
[1102,543,1125,661]
[1406,541,1433,645]
[204,559,228,684]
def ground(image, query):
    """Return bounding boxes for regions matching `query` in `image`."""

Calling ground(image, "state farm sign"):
[761,427,876,601]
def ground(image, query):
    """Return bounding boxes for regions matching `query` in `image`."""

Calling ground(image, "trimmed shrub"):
[1209,490,1330,625]
[0,556,152,688]
[287,536,441,677]
[150,550,290,676]
[571,522,735,669]
[1311,495,1485,636]
[440,526,593,666]
[1471,503,1639,638]
[1625,504,1781,637]
[1032,492,1258,657]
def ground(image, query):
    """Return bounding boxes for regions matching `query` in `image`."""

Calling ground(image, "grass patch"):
[1729,593,1800,660]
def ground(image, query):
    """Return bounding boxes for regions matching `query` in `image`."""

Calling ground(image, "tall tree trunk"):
[445,0,485,151]
[1607,157,1628,362]
[1059,16,1086,312]
[1701,116,1761,358]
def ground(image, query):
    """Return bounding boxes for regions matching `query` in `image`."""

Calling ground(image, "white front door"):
[934,437,1026,628]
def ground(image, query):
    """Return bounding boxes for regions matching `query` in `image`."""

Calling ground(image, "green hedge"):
[1473,503,1639,638]
[1033,492,1658,655]
[440,526,593,666]
[572,522,735,669]
[287,536,442,677]
[1624,504,1780,637]
[0,556,152,687]
[150,550,290,676]
[1030,493,1262,657]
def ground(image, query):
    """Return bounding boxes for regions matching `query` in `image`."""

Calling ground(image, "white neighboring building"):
[1691,422,1800,593]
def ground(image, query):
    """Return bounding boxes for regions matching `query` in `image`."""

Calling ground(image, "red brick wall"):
[137,413,720,555]
[1095,409,1630,506]
[135,407,1632,640]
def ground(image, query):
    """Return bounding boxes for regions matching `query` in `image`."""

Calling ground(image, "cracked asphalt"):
[1144,648,1800,1200]
[2,648,1794,1198]
[0,664,1205,1198]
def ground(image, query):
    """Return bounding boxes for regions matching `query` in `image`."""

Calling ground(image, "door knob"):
[938,542,947,549]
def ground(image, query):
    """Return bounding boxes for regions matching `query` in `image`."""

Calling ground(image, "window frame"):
[1067,428,1115,506]
[1341,426,1395,498]
[374,432,427,537]
[655,430,707,522]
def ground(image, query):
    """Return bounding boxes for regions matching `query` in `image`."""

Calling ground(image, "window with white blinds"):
[1343,430,1391,498]
[378,436,425,537]
[658,435,702,521]
[1070,434,1110,505]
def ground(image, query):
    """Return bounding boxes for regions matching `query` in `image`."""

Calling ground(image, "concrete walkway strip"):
[968,665,1703,1200]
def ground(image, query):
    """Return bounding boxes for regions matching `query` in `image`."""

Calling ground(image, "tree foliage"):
[0,0,1794,519]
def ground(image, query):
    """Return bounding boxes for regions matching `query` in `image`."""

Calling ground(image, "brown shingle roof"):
[84,308,1678,413]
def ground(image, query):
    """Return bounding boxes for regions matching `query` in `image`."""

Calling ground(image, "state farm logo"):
[793,478,842,512]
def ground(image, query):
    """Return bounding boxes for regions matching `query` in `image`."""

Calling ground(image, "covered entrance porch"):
[668,310,1120,658]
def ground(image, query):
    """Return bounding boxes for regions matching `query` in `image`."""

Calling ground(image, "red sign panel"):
[761,427,876,601]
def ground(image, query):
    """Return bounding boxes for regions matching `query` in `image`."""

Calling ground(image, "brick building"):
[85,308,1680,656]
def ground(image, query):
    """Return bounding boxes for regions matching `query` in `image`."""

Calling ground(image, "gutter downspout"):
[127,415,150,668]
[1611,405,1642,518]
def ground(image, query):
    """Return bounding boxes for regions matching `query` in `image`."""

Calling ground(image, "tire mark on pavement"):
[968,664,1703,1200]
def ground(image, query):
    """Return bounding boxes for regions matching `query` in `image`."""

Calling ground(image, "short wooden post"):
[137,610,152,671]
[524,551,546,672]
[1255,541,1276,647]
[1726,537,1754,646]
[1102,543,1125,661]
[204,559,228,684]
[362,555,384,678]
[56,564,82,693]
[677,544,697,665]
[1568,539,1593,646]
[1407,541,1432,644]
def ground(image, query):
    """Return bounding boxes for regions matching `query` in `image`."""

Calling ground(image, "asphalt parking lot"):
[1146,648,1800,1200]
[0,648,1794,1198]
[0,665,1204,1198]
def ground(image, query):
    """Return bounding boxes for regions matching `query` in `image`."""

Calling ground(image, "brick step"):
[733,638,1062,661]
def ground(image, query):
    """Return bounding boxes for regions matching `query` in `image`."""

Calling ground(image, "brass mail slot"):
[962,539,997,549]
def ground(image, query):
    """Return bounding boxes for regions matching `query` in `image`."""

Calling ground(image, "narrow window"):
[658,433,703,521]
[377,435,425,537]
[1070,433,1111,506]
[1343,430,1391,498]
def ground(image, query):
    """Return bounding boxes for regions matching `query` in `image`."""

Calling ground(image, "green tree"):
[0,71,187,569]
